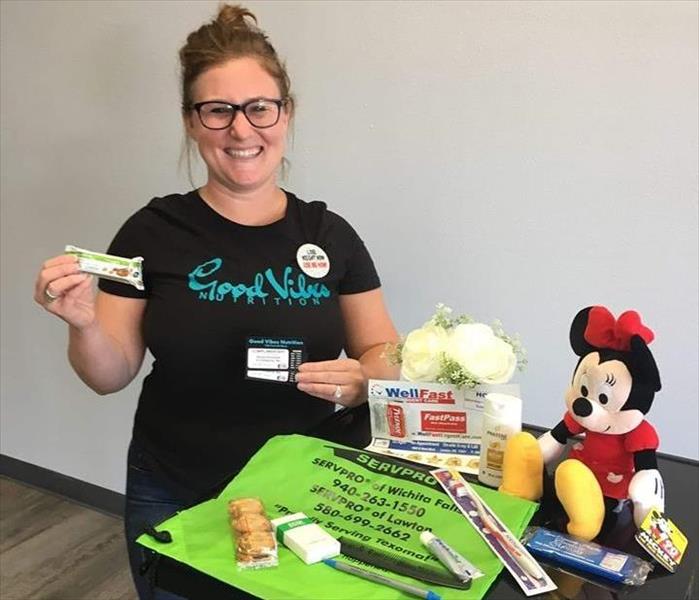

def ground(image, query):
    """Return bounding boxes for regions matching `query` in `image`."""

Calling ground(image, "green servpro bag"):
[138,434,538,599]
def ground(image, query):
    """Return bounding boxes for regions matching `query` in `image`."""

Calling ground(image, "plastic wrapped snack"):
[232,513,273,534]
[228,497,278,569]
[237,531,278,563]
[65,245,144,290]
[228,497,265,519]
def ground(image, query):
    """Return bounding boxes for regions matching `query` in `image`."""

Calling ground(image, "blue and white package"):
[522,527,653,586]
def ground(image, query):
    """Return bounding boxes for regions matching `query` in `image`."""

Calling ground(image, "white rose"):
[400,324,448,382]
[446,323,516,384]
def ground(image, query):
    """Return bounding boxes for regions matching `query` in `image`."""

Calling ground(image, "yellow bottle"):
[478,393,522,488]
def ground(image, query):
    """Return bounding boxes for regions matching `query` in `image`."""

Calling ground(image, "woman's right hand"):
[34,255,96,330]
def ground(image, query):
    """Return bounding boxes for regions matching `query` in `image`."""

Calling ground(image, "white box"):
[270,512,340,565]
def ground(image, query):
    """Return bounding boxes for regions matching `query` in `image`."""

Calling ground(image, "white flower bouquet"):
[388,304,526,388]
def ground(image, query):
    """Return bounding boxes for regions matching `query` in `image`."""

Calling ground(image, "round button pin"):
[296,243,330,278]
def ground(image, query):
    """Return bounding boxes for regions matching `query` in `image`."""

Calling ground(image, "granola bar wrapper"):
[227,497,278,570]
[65,245,144,290]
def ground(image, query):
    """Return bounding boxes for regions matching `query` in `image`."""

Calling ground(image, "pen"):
[323,558,442,600]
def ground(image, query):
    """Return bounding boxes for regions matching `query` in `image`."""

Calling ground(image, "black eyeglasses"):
[190,98,285,130]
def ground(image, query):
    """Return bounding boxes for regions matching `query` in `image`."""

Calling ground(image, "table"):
[147,409,699,599]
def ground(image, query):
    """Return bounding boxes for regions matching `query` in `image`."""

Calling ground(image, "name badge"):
[246,336,306,384]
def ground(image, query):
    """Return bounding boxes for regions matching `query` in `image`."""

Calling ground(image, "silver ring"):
[44,287,59,303]
[334,384,343,399]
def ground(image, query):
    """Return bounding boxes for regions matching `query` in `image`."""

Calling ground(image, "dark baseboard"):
[0,453,125,518]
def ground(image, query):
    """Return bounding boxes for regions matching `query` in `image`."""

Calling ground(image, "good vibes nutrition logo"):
[188,258,331,307]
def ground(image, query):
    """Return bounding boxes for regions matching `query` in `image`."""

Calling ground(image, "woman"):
[33,4,399,598]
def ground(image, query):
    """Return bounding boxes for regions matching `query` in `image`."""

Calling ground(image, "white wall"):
[2,0,697,493]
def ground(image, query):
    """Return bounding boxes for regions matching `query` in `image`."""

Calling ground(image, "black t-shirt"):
[99,189,380,492]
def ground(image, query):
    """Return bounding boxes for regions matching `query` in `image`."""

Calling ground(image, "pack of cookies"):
[227,497,278,569]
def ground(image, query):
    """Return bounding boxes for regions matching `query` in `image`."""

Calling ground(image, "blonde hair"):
[178,4,294,184]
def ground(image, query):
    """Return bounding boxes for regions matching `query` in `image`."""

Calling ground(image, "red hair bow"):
[584,306,655,351]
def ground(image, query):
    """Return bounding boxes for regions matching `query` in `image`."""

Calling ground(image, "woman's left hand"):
[296,358,367,407]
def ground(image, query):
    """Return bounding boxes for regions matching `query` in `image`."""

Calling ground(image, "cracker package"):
[227,497,278,569]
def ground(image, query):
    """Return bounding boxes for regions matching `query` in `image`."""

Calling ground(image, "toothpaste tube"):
[419,530,483,582]
[65,245,144,290]
[522,527,653,585]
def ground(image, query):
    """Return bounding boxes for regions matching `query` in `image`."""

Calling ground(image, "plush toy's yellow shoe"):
[498,432,543,501]
[555,459,605,541]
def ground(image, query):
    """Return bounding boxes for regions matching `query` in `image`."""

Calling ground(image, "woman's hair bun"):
[179,2,294,120]
[216,4,257,30]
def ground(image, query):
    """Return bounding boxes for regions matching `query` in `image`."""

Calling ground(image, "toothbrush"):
[449,470,545,581]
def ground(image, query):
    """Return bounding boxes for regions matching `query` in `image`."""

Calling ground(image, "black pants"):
[124,439,198,600]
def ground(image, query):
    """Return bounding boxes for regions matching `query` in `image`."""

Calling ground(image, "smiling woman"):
[178,4,295,223]
[184,57,291,210]
[32,4,399,599]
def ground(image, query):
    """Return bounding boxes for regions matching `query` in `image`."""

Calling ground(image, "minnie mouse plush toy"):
[500,306,664,541]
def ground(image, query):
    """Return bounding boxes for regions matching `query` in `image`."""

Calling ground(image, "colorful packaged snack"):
[65,245,144,290]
